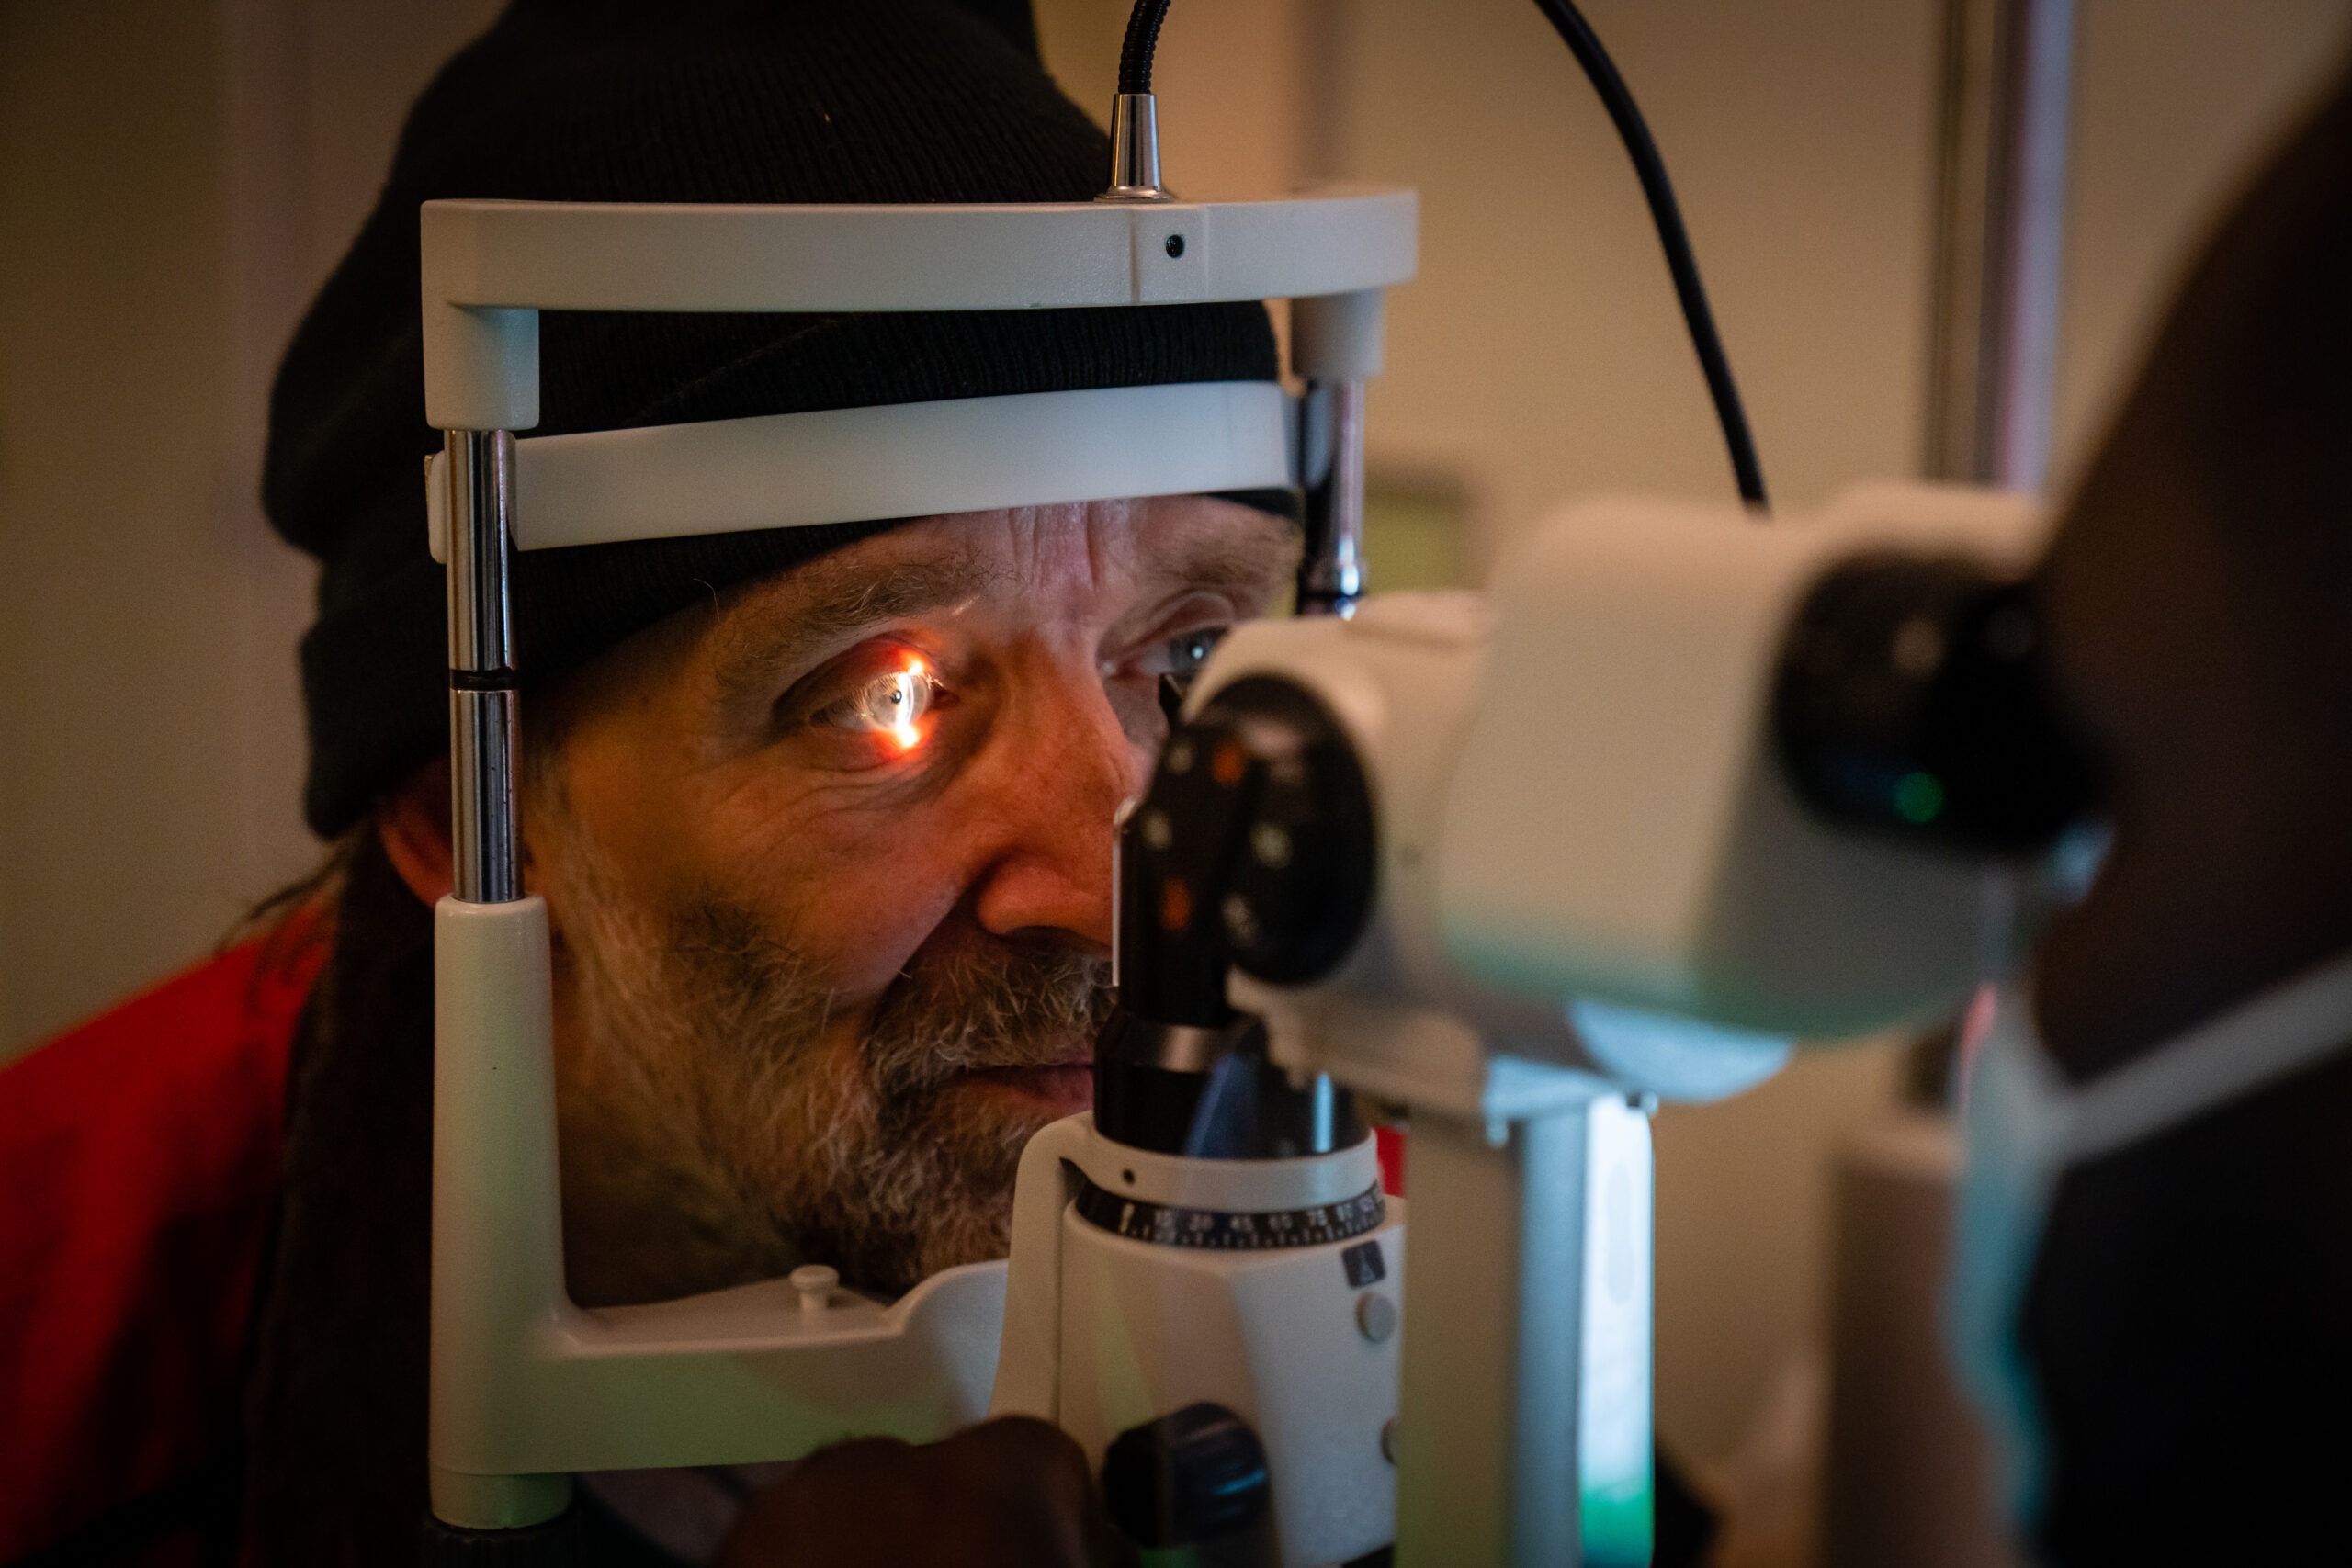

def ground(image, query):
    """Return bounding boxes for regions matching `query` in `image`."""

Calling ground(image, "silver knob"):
[790,1263,839,1314]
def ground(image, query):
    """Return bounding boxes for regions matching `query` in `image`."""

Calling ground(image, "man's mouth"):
[959,1059,1094,1117]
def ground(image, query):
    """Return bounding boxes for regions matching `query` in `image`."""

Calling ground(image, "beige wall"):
[1338,0,1946,541]
[2,0,249,1055]
[0,0,499,1059]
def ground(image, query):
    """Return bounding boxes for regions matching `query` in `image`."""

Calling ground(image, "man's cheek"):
[806,901,957,998]
[746,836,971,998]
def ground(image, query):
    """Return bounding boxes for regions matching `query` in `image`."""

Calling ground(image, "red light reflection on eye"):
[888,657,928,751]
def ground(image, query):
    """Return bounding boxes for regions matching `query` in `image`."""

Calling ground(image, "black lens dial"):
[1117,675,1378,1022]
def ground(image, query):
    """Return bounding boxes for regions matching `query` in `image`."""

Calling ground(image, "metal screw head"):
[1355,1290,1398,1343]
[1165,232,1186,257]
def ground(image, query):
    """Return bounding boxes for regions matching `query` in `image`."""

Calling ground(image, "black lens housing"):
[1096,674,1378,1158]
[1093,1010,1365,1158]
[1771,556,2100,852]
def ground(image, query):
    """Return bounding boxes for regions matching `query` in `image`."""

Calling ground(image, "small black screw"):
[1164,233,1186,258]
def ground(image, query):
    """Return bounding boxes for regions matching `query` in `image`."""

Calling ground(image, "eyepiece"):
[1771,555,2100,852]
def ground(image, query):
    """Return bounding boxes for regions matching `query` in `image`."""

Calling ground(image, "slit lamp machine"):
[420,4,2098,1562]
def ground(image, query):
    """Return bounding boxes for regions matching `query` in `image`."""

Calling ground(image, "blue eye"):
[815,659,940,750]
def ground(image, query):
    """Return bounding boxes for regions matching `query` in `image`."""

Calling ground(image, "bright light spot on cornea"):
[888,657,928,750]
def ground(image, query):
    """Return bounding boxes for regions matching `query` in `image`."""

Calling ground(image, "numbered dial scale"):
[1075,1177,1387,1251]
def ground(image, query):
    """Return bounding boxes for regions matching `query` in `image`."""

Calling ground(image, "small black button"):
[1342,1239,1385,1287]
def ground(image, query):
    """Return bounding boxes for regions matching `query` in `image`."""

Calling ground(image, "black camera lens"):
[1771,555,2100,852]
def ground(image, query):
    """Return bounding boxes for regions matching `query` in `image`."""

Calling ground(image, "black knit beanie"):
[266,0,1281,839]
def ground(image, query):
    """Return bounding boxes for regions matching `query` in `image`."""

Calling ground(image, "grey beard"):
[551,844,1109,1303]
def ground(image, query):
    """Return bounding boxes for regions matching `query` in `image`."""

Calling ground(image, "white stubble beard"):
[545,825,1109,1303]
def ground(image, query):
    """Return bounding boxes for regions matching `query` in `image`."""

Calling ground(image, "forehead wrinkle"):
[990,502,1102,597]
[701,544,1008,710]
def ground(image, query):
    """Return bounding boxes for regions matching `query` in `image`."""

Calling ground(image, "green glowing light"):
[1894,771,1946,824]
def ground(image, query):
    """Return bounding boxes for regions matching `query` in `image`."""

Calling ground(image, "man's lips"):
[959,1060,1094,1115]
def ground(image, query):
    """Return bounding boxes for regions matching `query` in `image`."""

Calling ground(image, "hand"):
[716,1416,1139,1568]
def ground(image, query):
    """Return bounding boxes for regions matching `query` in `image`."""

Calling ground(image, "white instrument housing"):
[991,1115,1402,1568]
[1168,480,2047,1567]
[1201,480,2052,1070]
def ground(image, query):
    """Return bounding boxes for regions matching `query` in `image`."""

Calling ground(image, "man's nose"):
[964,663,1147,953]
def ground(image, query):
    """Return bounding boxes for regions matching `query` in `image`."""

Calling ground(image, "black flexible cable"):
[1117,0,1173,96]
[1531,0,1769,510]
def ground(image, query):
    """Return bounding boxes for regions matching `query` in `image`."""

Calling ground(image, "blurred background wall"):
[5,0,2347,1518]
[0,0,503,1058]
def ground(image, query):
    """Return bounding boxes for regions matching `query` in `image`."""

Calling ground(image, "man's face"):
[526,497,1298,1303]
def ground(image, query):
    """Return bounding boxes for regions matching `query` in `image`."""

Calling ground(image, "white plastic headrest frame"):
[419,189,1419,547]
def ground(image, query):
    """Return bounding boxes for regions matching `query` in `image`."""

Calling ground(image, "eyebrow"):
[703,550,1006,714]
[1157,525,1301,597]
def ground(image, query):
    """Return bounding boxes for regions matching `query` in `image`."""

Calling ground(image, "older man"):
[2,3,1293,1562]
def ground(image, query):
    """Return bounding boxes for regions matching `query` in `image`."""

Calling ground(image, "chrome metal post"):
[1296,378,1366,617]
[1923,0,2075,491]
[445,428,521,906]
[1103,93,1171,202]
[1288,376,1365,1134]
[1396,1089,1654,1567]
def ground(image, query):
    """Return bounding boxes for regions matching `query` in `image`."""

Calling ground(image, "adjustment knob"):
[1101,1402,1272,1550]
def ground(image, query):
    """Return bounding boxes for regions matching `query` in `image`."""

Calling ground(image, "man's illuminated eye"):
[818,659,938,750]
[1167,629,1223,680]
